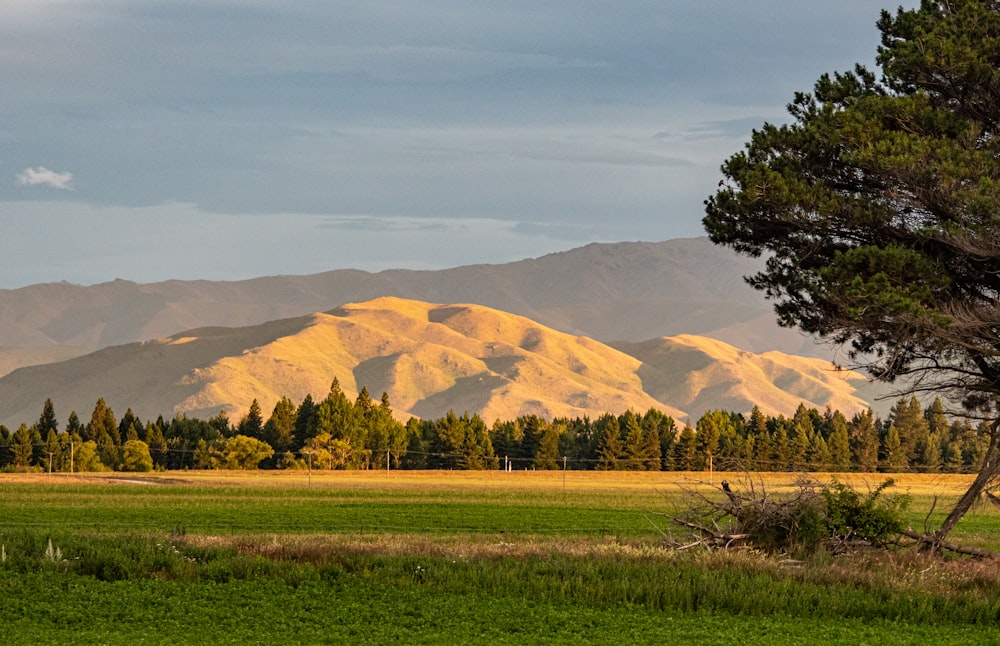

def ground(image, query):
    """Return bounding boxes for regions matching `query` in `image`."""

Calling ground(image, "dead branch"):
[900,528,1000,559]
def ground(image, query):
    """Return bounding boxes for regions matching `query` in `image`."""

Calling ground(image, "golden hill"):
[171,297,686,424]
[0,298,874,429]
[614,334,871,421]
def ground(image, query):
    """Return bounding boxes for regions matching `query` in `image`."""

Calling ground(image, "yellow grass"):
[0,469,977,500]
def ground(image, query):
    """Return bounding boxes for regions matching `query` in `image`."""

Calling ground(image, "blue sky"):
[0,1,914,288]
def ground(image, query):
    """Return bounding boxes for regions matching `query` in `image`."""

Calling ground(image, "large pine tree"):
[704,0,1000,540]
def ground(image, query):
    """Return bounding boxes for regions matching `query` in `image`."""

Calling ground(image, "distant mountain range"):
[0,237,888,429]
[0,237,825,373]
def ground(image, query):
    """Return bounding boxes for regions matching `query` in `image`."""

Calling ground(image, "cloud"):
[16,166,74,190]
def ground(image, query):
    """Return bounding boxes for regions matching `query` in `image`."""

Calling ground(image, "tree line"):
[0,380,992,474]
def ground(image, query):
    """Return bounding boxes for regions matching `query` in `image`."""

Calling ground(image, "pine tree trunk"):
[933,418,1000,542]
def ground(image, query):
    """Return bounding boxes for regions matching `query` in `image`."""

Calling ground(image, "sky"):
[0,1,916,289]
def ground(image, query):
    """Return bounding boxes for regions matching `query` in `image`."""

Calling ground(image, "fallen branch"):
[646,509,750,549]
[900,528,1000,560]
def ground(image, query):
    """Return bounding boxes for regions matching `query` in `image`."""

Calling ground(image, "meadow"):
[2,470,1000,644]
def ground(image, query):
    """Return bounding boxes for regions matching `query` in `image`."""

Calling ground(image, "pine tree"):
[531,422,561,471]
[640,422,663,471]
[806,431,831,472]
[849,410,880,472]
[703,0,1000,537]
[11,424,35,469]
[86,398,117,444]
[920,432,942,473]
[38,398,59,437]
[620,411,646,471]
[770,422,791,471]
[825,410,852,472]
[594,414,622,471]
[65,411,84,439]
[145,421,168,469]
[924,397,950,437]
[208,410,232,438]
[238,400,264,440]
[642,409,675,471]
[673,426,697,472]
[889,397,929,468]
[787,405,813,470]
[883,425,904,472]
[694,410,726,471]
[118,408,142,445]
[263,396,298,454]
[293,394,317,449]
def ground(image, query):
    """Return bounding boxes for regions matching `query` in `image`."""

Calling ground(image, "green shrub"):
[822,479,908,547]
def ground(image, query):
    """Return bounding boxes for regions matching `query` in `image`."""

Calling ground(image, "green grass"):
[2,474,1000,644]
[0,482,663,536]
[3,536,1000,645]
[4,569,998,645]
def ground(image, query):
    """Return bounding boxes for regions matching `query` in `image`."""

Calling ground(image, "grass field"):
[2,471,999,644]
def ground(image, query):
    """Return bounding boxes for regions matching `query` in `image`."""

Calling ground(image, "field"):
[2,471,1000,644]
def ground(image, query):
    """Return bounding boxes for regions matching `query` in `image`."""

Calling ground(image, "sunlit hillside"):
[0,297,874,429]
[614,334,870,421]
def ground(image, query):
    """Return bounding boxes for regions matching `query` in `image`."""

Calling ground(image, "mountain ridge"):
[0,238,825,379]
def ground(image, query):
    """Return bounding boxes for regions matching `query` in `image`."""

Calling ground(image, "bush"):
[673,477,908,556]
[822,479,908,548]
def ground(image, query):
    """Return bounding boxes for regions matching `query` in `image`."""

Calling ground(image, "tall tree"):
[787,405,814,470]
[118,408,142,444]
[144,421,168,469]
[882,425,905,473]
[850,410,881,472]
[368,392,407,469]
[86,398,117,444]
[238,399,265,440]
[643,409,675,471]
[620,411,647,471]
[825,409,852,472]
[263,396,297,454]
[11,424,35,469]
[594,414,622,471]
[208,410,233,438]
[293,394,317,449]
[889,397,929,468]
[704,0,1000,540]
[672,425,697,472]
[65,411,84,440]
[694,410,729,471]
[38,398,59,437]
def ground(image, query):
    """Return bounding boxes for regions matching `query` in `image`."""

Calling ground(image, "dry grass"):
[180,532,675,564]
[0,469,977,498]
[178,527,1000,602]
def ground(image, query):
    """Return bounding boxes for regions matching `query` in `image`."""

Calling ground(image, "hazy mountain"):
[0,237,827,378]
[0,297,870,429]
